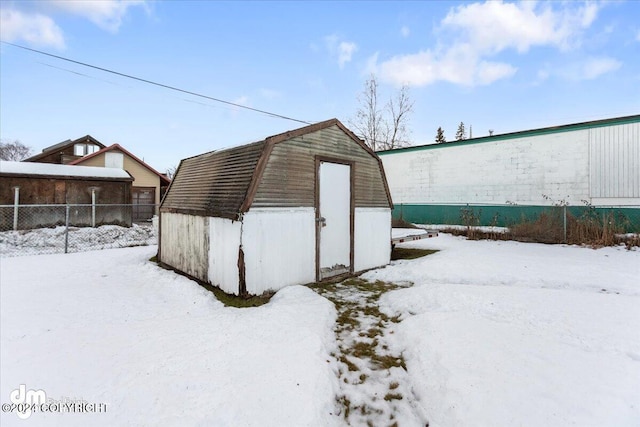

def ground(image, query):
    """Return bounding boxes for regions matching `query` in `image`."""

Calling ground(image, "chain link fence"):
[394,203,640,245]
[0,204,159,257]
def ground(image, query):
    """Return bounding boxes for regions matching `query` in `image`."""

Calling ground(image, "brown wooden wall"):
[0,176,132,230]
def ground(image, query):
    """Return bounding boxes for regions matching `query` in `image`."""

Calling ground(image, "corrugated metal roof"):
[161,119,392,218]
[161,141,266,219]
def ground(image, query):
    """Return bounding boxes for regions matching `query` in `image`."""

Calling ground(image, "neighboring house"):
[378,114,640,230]
[69,144,171,221]
[0,160,133,231]
[25,136,170,222]
[159,118,393,297]
[24,135,106,165]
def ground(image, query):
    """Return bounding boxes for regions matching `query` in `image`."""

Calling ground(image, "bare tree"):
[488,129,494,136]
[165,165,178,180]
[350,75,385,151]
[0,139,32,161]
[385,84,414,149]
[350,75,414,151]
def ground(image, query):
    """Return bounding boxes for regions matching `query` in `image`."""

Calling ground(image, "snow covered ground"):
[1,247,340,426]
[0,224,156,257]
[1,233,638,426]
[364,232,640,426]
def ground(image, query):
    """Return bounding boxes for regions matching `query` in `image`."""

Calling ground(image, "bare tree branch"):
[386,84,414,149]
[349,75,385,151]
[0,139,32,161]
[350,75,413,151]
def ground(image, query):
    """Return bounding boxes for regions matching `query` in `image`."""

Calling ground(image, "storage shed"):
[159,119,393,296]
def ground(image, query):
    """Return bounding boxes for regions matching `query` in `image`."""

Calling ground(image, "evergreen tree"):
[455,122,466,141]
[435,127,446,143]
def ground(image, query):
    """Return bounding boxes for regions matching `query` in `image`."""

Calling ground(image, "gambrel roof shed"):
[162,118,393,218]
[159,118,394,297]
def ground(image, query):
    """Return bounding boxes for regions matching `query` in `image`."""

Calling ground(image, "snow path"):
[311,279,429,427]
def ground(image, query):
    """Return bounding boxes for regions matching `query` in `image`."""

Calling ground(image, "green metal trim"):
[378,114,640,156]
[393,203,640,233]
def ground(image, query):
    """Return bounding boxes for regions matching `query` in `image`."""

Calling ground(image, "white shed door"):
[318,161,351,280]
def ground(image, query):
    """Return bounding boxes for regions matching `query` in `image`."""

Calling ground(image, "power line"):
[1,41,313,125]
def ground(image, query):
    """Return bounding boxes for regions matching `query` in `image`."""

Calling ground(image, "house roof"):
[69,144,171,186]
[0,160,133,181]
[24,135,106,162]
[161,118,392,219]
[377,114,640,156]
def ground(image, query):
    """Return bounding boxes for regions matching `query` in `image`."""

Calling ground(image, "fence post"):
[91,189,96,227]
[563,205,567,243]
[64,204,70,254]
[13,187,20,231]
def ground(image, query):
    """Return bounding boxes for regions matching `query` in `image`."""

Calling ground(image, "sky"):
[1,0,639,173]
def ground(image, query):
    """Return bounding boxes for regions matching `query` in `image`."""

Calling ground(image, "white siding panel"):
[105,152,124,168]
[160,212,209,282]
[354,208,391,272]
[242,208,316,295]
[208,217,242,295]
[589,122,640,202]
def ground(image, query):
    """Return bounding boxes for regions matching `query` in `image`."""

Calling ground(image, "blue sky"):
[1,0,639,173]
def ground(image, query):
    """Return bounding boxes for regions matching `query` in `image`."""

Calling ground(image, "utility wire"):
[1,41,313,125]
[37,61,122,86]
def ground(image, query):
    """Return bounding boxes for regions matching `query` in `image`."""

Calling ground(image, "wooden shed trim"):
[313,155,356,281]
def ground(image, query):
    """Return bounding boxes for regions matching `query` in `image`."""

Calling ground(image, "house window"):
[74,143,99,156]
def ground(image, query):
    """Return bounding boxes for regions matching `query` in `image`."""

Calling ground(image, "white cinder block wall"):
[381,121,639,207]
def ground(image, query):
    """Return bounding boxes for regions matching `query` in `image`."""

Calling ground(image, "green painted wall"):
[393,204,640,232]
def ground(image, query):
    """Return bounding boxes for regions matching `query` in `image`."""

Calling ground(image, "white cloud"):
[401,26,410,38]
[49,0,147,33]
[0,8,65,49]
[375,1,600,87]
[636,29,640,42]
[547,57,621,81]
[476,61,518,85]
[338,41,357,68]
[441,1,598,53]
[0,1,146,48]
[377,44,516,87]
[324,34,357,68]
[580,57,621,80]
